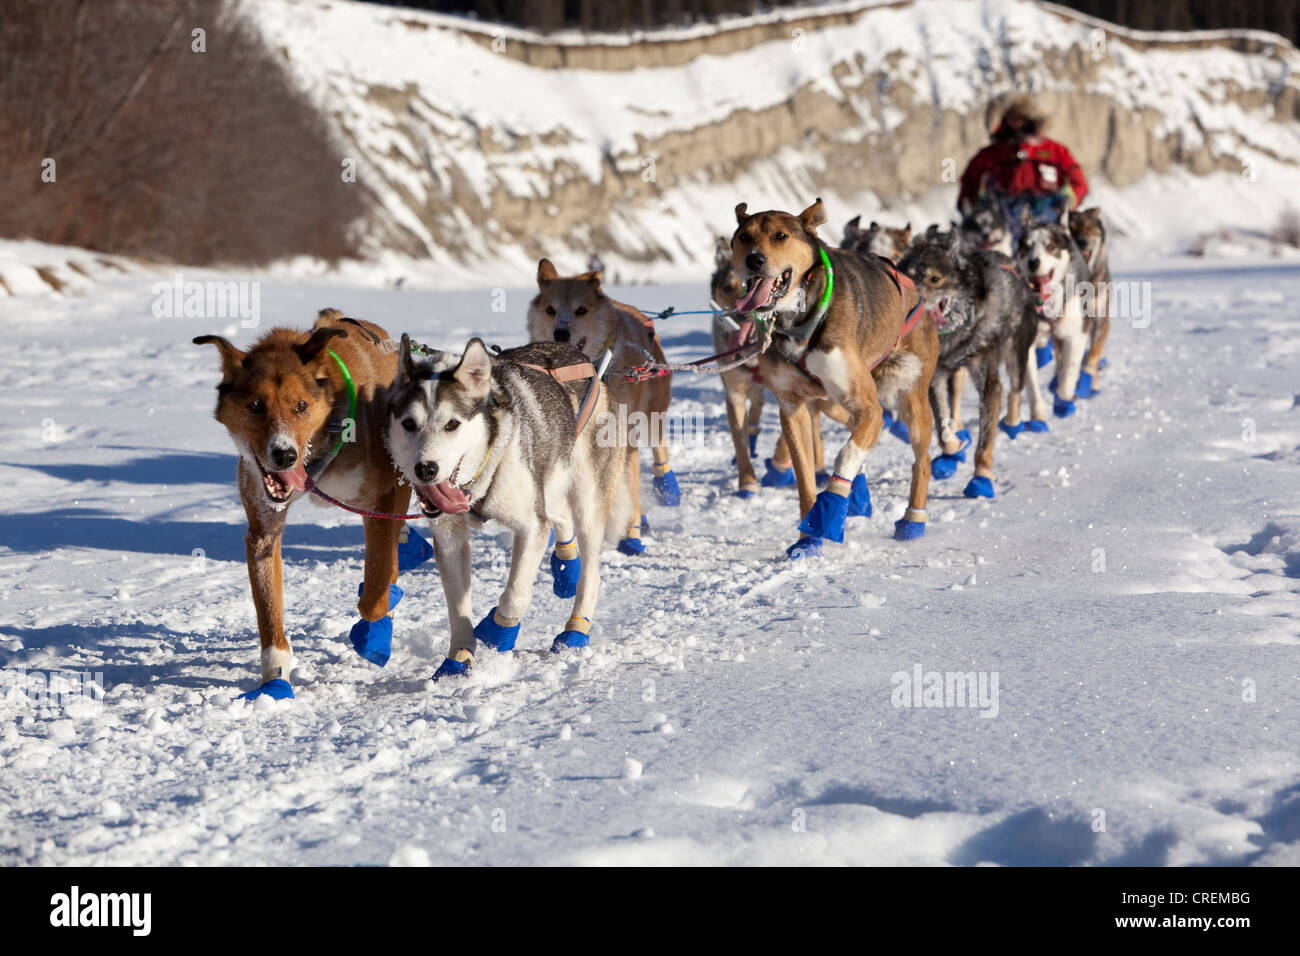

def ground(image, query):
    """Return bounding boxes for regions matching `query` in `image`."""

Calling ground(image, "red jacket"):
[958,134,1088,212]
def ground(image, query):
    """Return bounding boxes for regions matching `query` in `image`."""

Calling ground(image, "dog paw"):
[761,459,795,488]
[474,607,521,652]
[1053,395,1076,418]
[1035,342,1054,368]
[432,651,473,681]
[963,475,995,499]
[240,678,294,701]
[1075,370,1094,399]
[550,630,590,652]
[1025,419,1050,433]
[396,526,435,573]
[786,536,823,559]
[798,485,850,543]
[652,470,681,507]
[349,615,393,667]
[893,518,926,541]
[550,547,581,598]
[618,537,646,556]
[999,421,1024,441]
[735,486,757,499]
[848,474,872,517]
[356,581,403,613]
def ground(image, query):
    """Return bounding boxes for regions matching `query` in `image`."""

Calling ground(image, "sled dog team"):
[196,198,1112,698]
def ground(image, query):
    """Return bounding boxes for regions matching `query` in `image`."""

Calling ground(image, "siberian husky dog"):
[1068,206,1112,394]
[526,260,678,554]
[385,336,632,679]
[1016,213,1093,417]
[730,198,938,558]
[960,201,1014,256]
[898,228,1040,499]
[842,216,913,261]
[708,238,840,495]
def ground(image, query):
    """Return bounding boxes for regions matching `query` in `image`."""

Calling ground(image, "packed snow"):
[1,250,1297,865]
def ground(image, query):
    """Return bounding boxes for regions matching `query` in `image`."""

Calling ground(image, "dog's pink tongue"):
[727,319,755,350]
[735,276,775,314]
[274,463,309,492]
[420,481,471,515]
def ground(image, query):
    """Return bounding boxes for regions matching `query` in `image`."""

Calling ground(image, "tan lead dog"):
[194,309,424,699]
[730,199,939,558]
[526,260,679,555]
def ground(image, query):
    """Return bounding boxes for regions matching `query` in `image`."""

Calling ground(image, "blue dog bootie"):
[474,607,522,652]
[1025,419,1049,434]
[432,649,474,682]
[893,508,928,541]
[1053,394,1076,418]
[798,475,852,543]
[886,412,911,444]
[848,473,872,517]
[396,524,435,573]
[786,536,823,560]
[815,470,830,486]
[963,475,995,499]
[617,521,646,556]
[999,420,1024,441]
[932,430,971,480]
[1035,340,1054,368]
[762,458,796,488]
[652,463,681,507]
[747,431,758,458]
[1075,369,1094,399]
[551,615,592,652]
[551,536,581,597]
[349,582,403,667]
[240,678,295,701]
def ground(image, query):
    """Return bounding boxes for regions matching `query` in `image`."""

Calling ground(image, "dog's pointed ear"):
[799,198,828,233]
[734,202,749,225]
[925,223,940,240]
[1018,205,1035,229]
[903,222,911,234]
[579,270,602,288]
[398,332,420,382]
[537,258,558,284]
[869,220,879,230]
[454,338,493,398]
[293,327,347,366]
[193,335,246,374]
[845,215,861,234]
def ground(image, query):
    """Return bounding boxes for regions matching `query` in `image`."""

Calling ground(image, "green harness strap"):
[307,348,357,483]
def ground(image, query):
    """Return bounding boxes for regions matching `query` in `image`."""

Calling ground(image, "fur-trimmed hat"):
[987,93,1048,135]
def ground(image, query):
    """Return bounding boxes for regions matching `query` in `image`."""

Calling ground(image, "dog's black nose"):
[271,446,297,469]
[745,251,766,272]
[553,328,570,343]
[1027,258,1040,273]
[415,460,439,484]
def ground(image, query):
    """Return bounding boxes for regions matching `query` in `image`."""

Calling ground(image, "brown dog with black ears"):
[729,198,939,558]
[194,308,427,699]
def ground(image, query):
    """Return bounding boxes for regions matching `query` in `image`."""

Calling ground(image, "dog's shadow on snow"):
[8,445,237,487]
[0,507,362,563]
[0,620,248,691]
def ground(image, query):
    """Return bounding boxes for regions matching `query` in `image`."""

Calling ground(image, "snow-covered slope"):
[248,0,1300,285]
[1,256,1297,865]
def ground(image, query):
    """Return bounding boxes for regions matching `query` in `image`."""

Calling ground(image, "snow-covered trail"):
[1,260,1297,866]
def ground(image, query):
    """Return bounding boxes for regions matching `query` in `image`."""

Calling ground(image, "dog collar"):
[776,245,834,342]
[306,348,358,483]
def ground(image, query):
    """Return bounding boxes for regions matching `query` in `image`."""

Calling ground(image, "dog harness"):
[517,359,603,438]
[304,348,357,485]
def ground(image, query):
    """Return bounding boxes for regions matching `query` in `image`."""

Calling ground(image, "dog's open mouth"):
[257,459,308,503]
[413,457,471,517]
[1031,274,1056,299]
[928,297,951,326]
[735,267,792,314]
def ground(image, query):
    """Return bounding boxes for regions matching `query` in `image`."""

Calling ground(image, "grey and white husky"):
[385,335,632,679]
[899,226,1041,498]
[1016,213,1092,418]
[960,201,1013,257]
